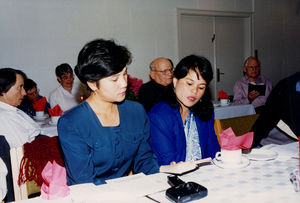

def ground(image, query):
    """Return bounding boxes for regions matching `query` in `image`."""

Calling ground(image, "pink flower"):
[128,75,143,97]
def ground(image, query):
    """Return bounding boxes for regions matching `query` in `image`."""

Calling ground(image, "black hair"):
[163,55,214,121]
[24,78,37,92]
[0,68,26,96]
[55,63,73,78]
[75,39,132,86]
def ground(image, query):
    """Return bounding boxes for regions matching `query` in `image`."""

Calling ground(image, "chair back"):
[10,136,63,201]
[214,114,260,143]
[10,146,40,201]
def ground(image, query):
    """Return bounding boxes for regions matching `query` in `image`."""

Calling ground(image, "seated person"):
[49,63,82,112]
[0,68,40,148]
[18,78,50,117]
[138,57,173,112]
[251,72,300,147]
[148,55,220,166]
[58,39,159,186]
[233,56,272,112]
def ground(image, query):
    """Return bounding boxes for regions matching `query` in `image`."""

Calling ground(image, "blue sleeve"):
[133,108,159,174]
[149,107,181,166]
[203,115,220,158]
[58,116,103,185]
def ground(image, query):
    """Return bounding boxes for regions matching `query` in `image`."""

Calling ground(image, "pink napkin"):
[32,97,47,111]
[218,90,228,99]
[48,104,63,116]
[40,161,70,200]
[219,127,253,150]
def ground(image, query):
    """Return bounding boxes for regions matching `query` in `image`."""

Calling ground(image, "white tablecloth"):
[35,118,57,137]
[214,103,256,119]
[15,142,300,203]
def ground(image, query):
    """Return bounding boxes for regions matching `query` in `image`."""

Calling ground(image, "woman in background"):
[148,55,220,166]
[58,39,159,185]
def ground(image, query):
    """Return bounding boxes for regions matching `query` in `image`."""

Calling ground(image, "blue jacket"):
[58,100,159,185]
[148,102,220,166]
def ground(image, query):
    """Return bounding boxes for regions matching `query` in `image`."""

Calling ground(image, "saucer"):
[245,149,278,161]
[48,120,58,126]
[220,103,230,107]
[33,115,48,121]
[212,156,250,169]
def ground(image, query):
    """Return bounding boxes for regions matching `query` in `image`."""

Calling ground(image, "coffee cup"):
[50,116,60,124]
[220,99,229,106]
[215,149,242,165]
[35,111,44,117]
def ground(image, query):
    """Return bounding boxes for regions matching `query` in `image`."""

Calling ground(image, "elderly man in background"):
[49,63,83,112]
[138,57,173,112]
[233,56,272,112]
[0,68,41,148]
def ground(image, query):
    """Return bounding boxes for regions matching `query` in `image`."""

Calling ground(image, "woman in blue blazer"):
[58,39,159,185]
[148,55,220,166]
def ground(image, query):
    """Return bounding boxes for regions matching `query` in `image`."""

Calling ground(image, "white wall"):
[253,0,300,85]
[1,0,253,97]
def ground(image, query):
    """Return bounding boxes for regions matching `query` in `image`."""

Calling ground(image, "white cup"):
[215,149,242,165]
[220,99,229,106]
[35,111,44,117]
[50,116,60,124]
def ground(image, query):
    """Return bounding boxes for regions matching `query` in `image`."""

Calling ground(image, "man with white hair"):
[138,57,173,112]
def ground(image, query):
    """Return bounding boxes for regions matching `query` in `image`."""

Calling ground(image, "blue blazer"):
[148,102,220,166]
[58,100,159,185]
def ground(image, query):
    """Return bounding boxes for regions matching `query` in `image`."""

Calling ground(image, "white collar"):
[0,101,17,112]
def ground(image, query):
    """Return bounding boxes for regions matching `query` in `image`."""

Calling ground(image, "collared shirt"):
[49,85,81,112]
[233,75,273,108]
[0,101,40,148]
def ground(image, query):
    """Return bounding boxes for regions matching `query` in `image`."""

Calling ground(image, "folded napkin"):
[32,97,47,111]
[219,127,253,150]
[41,161,70,200]
[218,90,228,99]
[48,104,63,116]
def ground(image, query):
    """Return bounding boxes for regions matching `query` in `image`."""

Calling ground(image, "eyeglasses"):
[27,88,39,97]
[152,68,173,74]
[246,66,260,70]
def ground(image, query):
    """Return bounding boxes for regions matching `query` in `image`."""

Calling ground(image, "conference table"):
[214,103,256,119]
[15,142,299,203]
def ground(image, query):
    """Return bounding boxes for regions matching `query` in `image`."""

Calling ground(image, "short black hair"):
[0,68,26,96]
[24,78,37,92]
[75,39,132,86]
[163,55,214,121]
[55,63,73,78]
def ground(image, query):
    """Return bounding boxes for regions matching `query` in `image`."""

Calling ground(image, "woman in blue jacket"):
[148,55,220,166]
[58,39,159,185]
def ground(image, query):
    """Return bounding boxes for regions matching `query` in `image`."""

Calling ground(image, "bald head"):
[149,57,173,86]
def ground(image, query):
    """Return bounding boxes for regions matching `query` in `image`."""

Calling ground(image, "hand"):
[248,91,259,103]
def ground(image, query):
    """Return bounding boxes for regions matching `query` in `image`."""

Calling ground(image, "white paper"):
[105,173,170,198]
[159,158,212,175]
[277,120,298,140]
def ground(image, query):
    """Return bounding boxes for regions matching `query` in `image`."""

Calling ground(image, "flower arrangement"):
[126,74,143,101]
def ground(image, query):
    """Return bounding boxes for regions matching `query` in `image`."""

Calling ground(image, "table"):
[15,142,299,203]
[214,103,256,119]
[34,118,57,137]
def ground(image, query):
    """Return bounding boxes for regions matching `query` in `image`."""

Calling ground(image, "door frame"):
[177,9,254,99]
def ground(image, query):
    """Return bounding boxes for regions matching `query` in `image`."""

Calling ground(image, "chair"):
[10,146,40,201]
[10,136,64,201]
[214,114,260,143]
